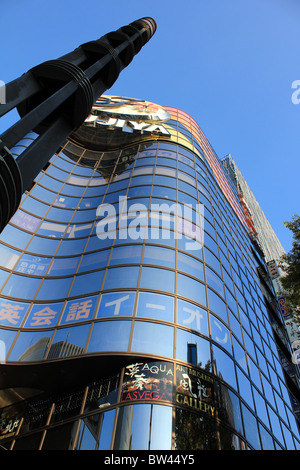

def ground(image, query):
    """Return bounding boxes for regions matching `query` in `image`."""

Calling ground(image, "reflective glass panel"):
[87,320,131,353]
[69,271,105,297]
[211,344,237,389]
[176,328,211,370]
[139,267,175,293]
[0,328,17,361]
[103,267,139,290]
[241,404,261,449]
[131,321,174,358]
[8,330,53,361]
[177,273,206,306]
[49,324,90,359]
[2,274,41,300]
[136,292,174,322]
[97,292,135,318]
[36,278,73,301]
[177,299,208,337]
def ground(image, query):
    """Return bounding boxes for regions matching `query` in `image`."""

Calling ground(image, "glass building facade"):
[0,97,299,450]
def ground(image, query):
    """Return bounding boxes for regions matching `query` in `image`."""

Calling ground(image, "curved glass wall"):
[0,106,300,451]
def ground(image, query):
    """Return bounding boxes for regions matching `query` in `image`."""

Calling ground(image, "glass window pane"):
[70,271,105,297]
[177,299,208,337]
[78,250,109,273]
[0,245,21,270]
[0,328,17,361]
[236,367,254,410]
[136,292,174,322]
[268,405,284,445]
[241,404,261,449]
[56,238,88,256]
[25,302,64,328]
[26,236,60,256]
[49,324,90,359]
[110,245,142,265]
[8,330,53,361]
[60,296,97,325]
[0,224,32,249]
[177,253,204,280]
[0,298,30,327]
[36,278,73,301]
[87,320,131,353]
[2,274,41,300]
[98,409,116,450]
[207,288,228,324]
[143,245,175,268]
[259,423,275,450]
[97,292,136,318]
[212,344,237,389]
[210,314,232,354]
[176,328,211,370]
[139,267,175,293]
[204,248,221,276]
[103,267,139,290]
[47,257,80,276]
[206,267,224,298]
[131,321,174,358]
[14,253,50,276]
[174,408,219,450]
[177,273,206,306]
[150,405,173,450]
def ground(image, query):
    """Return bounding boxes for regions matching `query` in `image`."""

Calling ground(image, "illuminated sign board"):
[121,361,174,403]
[85,114,170,136]
[121,361,216,418]
[278,296,289,318]
[175,364,215,417]
[84,95,171,137]
[68,95,172,153]
[90,95,170,122]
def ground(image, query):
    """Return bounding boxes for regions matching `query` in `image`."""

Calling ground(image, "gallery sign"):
[175,364,215,417]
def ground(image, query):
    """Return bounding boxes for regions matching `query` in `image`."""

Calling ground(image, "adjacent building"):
[0,96,299,450]
[221,154,300,397]
[221,154,286,266]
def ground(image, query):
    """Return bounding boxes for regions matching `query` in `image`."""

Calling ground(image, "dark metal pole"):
[0,17,156,233]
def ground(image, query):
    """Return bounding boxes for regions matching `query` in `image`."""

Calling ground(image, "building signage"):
[10,210,40,232]
[83,95,171,139]
[0,298,30,327]
[25,302,64,328]
[121,361,216,417]
[0,415,20,441]
[90,95,171,122]
[175,364,215,417]
[278,296,289,318]
[121,361,173,403]
[61,296,97,325]
[85,115,170,137]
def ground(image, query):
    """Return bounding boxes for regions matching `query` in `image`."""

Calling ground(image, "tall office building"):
[221,154,286,266]
[0,96,299,450]
[221,154,300,384]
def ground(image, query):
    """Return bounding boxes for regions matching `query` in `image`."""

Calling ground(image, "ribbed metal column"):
[0,17,156,232]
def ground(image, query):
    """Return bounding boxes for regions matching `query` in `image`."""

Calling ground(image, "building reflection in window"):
[176,329,211,371]
[113,404,172,450]
[76,409,116,450]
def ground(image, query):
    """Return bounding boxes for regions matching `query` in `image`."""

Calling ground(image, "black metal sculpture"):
[0,17,156,232]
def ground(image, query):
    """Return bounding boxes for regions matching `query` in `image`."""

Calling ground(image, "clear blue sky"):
[1,0,299,254]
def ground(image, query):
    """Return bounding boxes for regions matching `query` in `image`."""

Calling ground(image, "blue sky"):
[1,0,299,254]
